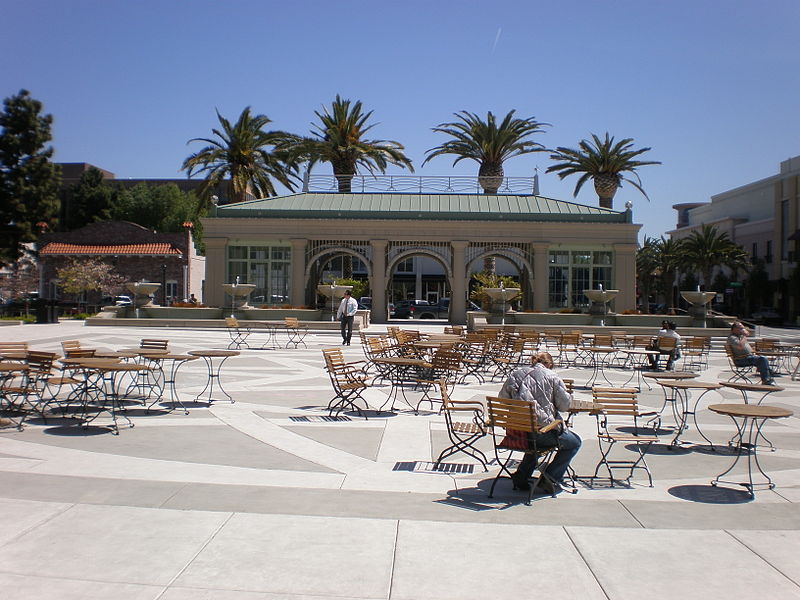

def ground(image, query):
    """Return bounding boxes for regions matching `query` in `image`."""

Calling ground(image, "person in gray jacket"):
[499,352,581,493]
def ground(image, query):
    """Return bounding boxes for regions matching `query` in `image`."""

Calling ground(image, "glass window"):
[547,250,615,309]
[548,251,569,265]
[228,247,247,259]
[227,244,292,305]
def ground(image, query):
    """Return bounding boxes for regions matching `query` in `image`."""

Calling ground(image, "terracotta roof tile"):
[40,243,181,255]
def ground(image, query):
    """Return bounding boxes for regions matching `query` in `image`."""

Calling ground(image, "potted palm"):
[546,132,660,209]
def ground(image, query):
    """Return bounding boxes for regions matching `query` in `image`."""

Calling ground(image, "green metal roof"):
[211,192,631,223]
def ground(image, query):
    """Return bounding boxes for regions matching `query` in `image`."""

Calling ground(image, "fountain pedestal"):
[584,289,619,326]
[680,291,716,327]
[317,285,354,321]
[483,287,521,324]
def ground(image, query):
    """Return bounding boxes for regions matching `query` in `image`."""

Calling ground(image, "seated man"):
[499,352,581,493]
[648,320,680,371]
[727,320,775,385]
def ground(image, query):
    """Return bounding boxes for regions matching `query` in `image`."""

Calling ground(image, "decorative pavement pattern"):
[1,320,799,599]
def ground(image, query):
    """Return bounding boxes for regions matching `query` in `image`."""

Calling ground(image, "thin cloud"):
[491,27,502,54]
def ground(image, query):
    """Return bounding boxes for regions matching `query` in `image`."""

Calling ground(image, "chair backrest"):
[560,333,580,347]
[0,342,29,352]
[140,339,169,350]
[431,349,462,371]
[593,334,613,347]
[25,351,56,375]
[754,339,777,352]
[225,316,239,328]
[322,348,346,371]
[685,337,706,352]
[656,336,677,351]
[64,348,96,358]
[61,340,81,353]
[591,386,639,417]
[562,378,574,395]
[631,335,654,349]
[284,317,299,327]
[486,395,536,434]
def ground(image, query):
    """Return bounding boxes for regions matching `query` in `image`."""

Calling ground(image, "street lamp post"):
[330,281,336,322]
[161,264,167,306]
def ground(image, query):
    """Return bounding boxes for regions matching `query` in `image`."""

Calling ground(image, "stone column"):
[532,242,550,312]
[450,240,469,324]
[203,237,228,307]
[370,239,388,322]
[290,238,308,307]
[613,243,637,312]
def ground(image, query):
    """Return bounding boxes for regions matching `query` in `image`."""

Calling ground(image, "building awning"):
[39,243,182,256]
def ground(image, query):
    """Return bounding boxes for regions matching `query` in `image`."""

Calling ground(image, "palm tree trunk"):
[483,256,496,275]
[593,174,619,209]
[478,162,504,194]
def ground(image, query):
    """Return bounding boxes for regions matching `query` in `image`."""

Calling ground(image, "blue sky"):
[3,0,798,241]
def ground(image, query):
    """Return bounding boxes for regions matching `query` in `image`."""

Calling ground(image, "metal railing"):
[302,174,538,195]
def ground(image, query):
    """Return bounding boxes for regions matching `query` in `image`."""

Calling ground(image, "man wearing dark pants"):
[336,289,358,345]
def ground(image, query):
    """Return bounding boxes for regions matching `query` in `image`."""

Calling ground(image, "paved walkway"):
[1,321,799,599]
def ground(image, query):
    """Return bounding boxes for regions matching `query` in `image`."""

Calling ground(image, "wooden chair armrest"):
[539,418,563,433]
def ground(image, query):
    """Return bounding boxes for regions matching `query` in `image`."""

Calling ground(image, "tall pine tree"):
[0,90,60,265]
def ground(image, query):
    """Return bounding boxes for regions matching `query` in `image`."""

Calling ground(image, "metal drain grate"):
[289,415,352,422]
[393,461,475,474]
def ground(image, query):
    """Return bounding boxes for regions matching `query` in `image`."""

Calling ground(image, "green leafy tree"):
[423,110,547,194]
[469,272,520,310]
[546,132,660,209]
[636,236,659,312]
[0,89,60,265]
[61,167,114,230]
[285,95,413,193]
[182,107,298,204]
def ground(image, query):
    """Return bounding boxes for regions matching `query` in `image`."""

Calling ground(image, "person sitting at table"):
[499,352,581,494]
[648,320,681,371]
[727,320,775,385]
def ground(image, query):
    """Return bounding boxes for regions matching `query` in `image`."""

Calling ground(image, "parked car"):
[359,296,372,308]
[392,299,431,318]
[409,299,450,320]
[751,307,781,325]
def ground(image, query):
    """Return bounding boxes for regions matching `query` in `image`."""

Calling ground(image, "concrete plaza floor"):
[1,320,800,599]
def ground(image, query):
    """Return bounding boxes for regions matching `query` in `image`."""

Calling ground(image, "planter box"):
[142,307,223,319]
[512,312,592,326]
[241,308,322,320]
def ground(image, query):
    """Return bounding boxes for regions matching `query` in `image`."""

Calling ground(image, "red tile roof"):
[39,243,182,256]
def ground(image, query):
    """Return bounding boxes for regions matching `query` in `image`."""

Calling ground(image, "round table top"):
[118,347,169,355]
[66,358,152,372]
[622,349,659,355]
[188,350,240,358]
[643,371,698,380]
[587,346,617,353]
[658,380,721,390]
[709,403,793,419]
[61,357,121,367]
[149,353,200,361]
[0,363,28,372]
[719,381,785,392]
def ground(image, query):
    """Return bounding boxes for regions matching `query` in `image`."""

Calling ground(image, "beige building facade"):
[201,191,641,324]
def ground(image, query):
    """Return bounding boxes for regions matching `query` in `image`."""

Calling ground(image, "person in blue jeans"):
[727,320,775,385]
[499,352,581,493]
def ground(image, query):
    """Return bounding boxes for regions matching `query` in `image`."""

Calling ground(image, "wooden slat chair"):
[283,317,308,348]
[455,338,491,384]
[489,337,526,381]
[140,339,169,350]
[7,352,80,426]
[725,345,754,383]
[434,380,488,470]
[321,348,370,418]
[443,325,465,337]
[224,317,251,350]
[554,332,582,367]
[681,336,708,371]
[486,395,563,505]
[0,341,29,362]
[61,340,82,354]
[591,387,660,487]
[415,349,462,413]
[754,339,785,373]
[652,335,679,371]
[360,333,397,382]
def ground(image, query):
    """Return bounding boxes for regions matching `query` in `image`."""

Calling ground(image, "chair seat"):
[600,433,658,443]
[452,421,483,435]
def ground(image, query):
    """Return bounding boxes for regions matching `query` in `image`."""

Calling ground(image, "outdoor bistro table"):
[143,353,200,414]
[64,358,154,434]
[371,356,430,412]
[656,380,721,448]
[583,347,618,388]
[718,381,785,451]
[0,363,30,429]
[188,350,240,404]
[709,403,794,497]
[620,348,660,391]
[643,370,698,417]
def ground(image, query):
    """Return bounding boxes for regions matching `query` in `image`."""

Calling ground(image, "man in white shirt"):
[336,289,359,345]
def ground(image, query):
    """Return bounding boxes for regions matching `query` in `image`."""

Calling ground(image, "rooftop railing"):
[301,174,539,195]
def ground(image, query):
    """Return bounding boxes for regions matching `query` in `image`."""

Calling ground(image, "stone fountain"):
[222,282,257,311]
[317,283,354,321]
[680,290,717,327]
[483,285,521,325]
[584,288,619,326]
[126,282,162,308]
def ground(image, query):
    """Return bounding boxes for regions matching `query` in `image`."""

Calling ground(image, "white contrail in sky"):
[492,27,502,54]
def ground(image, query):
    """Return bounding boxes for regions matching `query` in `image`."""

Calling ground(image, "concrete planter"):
[242,308,322,320]
[143,307,223,319]
[512,312,593,326]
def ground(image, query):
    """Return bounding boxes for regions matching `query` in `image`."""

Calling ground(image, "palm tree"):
[422,110,548,194]
[636,236,659,312]
[284,95,413,193]
[653,237,685,311]
[680,224,749,289]
[546,133,660,209]
[182,107,297,204]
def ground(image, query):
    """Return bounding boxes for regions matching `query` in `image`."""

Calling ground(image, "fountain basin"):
[126,282,162,308]
[222,283,257,309]
[584,289,619,304]
[680,291,717,306]
[316,285,354,300]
